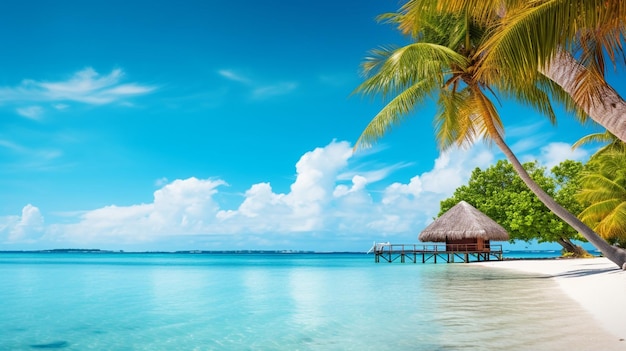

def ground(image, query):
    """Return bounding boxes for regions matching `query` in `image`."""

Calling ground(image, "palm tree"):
[577,150,626,247]
[481,0,626,143]
[397,0,626,142]
[354,2,626,268]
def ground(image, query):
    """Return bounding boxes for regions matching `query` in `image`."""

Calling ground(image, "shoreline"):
[475,257,626,341]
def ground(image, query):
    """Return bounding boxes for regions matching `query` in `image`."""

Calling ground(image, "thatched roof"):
[418,201,509,242]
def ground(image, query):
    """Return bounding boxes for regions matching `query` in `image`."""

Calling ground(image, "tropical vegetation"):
[354,0,626,268]
[577,150,626,247]
[440,160,590,256]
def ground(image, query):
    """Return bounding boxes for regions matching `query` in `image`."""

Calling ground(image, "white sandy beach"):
[476,257,626,343]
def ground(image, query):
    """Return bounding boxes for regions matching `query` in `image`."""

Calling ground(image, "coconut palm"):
[480,0,626,142]
[354,2,626,268]
[397,0,626,142]
[577,150,626,247]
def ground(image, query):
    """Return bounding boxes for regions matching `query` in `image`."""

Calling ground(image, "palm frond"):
[478,0,626,77]
[533,74,587,122]
[381,0,443,38]
[578,149,626,239]
[354,43,468,100]
[574,131,616,148]
[434,87,475,149]
[574,0,626,69]
[579,199,621,222]
[478,0,572,77]
[594,201,626,240]
[398,0,517,26]
[567,63,623,112]
[578,174,625,201]
[496,77,557,125]
[354,79,437,150]
[469,85,504,141]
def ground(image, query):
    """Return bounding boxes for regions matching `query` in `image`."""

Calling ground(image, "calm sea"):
[0,251,618,350]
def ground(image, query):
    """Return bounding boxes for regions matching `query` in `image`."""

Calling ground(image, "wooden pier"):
[372,243,503,263]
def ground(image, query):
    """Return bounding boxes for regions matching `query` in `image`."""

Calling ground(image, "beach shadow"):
[551,267,621,278]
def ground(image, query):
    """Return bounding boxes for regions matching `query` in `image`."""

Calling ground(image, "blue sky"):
[0,0,620,252]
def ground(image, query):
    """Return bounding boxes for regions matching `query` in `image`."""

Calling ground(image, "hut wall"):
[445,238,491,251]
[445,238,477,251]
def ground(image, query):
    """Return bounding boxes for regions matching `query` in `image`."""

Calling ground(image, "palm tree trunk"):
[491,130,626,269]
[540,50,626,143]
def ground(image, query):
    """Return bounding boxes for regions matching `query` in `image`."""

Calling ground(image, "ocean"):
[0,251,617,350]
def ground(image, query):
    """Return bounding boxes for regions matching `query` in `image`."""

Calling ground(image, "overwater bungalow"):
[418,200,509,254]
[373,201,509,263]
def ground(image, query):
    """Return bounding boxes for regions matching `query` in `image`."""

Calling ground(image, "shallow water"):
[0,253,620,350]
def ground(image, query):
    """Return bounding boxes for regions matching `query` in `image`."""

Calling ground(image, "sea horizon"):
[0,248,598,256]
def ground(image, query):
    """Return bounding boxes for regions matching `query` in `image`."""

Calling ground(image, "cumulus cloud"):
[0,136,595,250]
[0,204,45,243]
[333,175,368,197]
[217,141,354,233]
[30,138,597,256]
[0,68,156,117]
[52,177,227,243]
[9,140,495,248]
[374,145,495,232]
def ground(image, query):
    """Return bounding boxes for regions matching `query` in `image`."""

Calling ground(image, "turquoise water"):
[0,252,617,350]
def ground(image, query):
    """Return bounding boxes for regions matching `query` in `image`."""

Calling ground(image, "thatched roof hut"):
[418,201,509,245]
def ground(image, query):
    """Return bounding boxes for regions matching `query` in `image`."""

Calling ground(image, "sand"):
[476,257,626,341]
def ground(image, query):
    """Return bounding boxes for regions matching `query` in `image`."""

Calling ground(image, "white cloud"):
[217,141,354,233]
[0,138,63,171]
[16,105,44,120]
[0,67,156,106]
[507,122,551,154]
[0,204,45,243]
[517,141,589,169]
[382,176,423,204]
[506,122,547,138]
[52,177,227,243]
[218,68,298,100]
[154,177,169,187]
[338,161,411,184]
[53,103,69,110]
[537,142,589,169]
[0,139,26,152]
[13,141,497,248]
[333,175,368,197]
[383,147,493,202]
[218,69,252,84]
[252,82,298,99]
[374,145,495,232]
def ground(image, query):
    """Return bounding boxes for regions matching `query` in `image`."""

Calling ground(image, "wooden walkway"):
[372,244,504,263]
